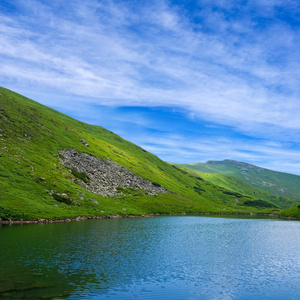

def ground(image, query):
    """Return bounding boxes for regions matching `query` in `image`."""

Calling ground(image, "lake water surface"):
[0,216,300,299]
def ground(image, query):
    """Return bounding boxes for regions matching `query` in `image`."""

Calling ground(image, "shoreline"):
[1,211,299,225]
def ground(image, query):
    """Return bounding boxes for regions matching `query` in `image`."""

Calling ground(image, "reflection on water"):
[0,216,300,299]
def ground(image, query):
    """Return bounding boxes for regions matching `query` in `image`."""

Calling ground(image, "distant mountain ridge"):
[180,159,300,200]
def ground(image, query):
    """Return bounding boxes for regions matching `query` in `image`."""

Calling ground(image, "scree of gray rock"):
[59,149,168,196]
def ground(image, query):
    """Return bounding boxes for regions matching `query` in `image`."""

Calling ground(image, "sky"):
[1,0,300,174]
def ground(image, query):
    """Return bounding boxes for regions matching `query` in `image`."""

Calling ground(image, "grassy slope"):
[181,160,300,201]
[175,165,295,209]
[281,205,300,218]
[0,87,294,221]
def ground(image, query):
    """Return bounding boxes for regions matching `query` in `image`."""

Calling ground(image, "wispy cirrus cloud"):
[1,0,300,173]
[138,132,300,174]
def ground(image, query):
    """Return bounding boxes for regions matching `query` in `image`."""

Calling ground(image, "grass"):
[70,168,90,183]
[180,160,300,200]
[280,205,300,218]
[0,86,298,221]
[175,165,300,217]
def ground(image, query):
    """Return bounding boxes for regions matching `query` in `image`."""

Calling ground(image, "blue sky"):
[1,0,300,174]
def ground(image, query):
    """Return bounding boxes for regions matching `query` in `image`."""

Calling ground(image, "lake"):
[0,216,299,299]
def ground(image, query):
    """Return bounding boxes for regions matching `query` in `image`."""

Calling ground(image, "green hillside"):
[181,160,300,201]
[0,87,297,221]
[175,165,296,209]
[280,204,300,219]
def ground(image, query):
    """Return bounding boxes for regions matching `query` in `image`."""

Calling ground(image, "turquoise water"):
[0,216,299,299]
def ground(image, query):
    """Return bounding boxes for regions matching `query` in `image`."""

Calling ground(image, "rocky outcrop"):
[80,139,89,147]
[59,149,168,196]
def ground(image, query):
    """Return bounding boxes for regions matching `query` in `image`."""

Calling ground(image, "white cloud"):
[1,0,300,173]
[136,133,300,174]
[2,1,299,117]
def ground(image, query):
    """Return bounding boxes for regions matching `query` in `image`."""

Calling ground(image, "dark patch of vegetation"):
[152,181,161,187]
[0,206,29,221]
[222,190,243,198]
[71,168,90,183]
[172,165,189,175]
[194,186,205,195]
[52,193,73,205]
[243,200,278,208]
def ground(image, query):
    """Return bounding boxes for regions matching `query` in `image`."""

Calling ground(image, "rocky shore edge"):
[1,211,299,225]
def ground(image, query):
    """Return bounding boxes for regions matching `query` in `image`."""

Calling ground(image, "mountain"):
[174,166,296,209]
[0,87,297,221]
[180,160,300,202]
